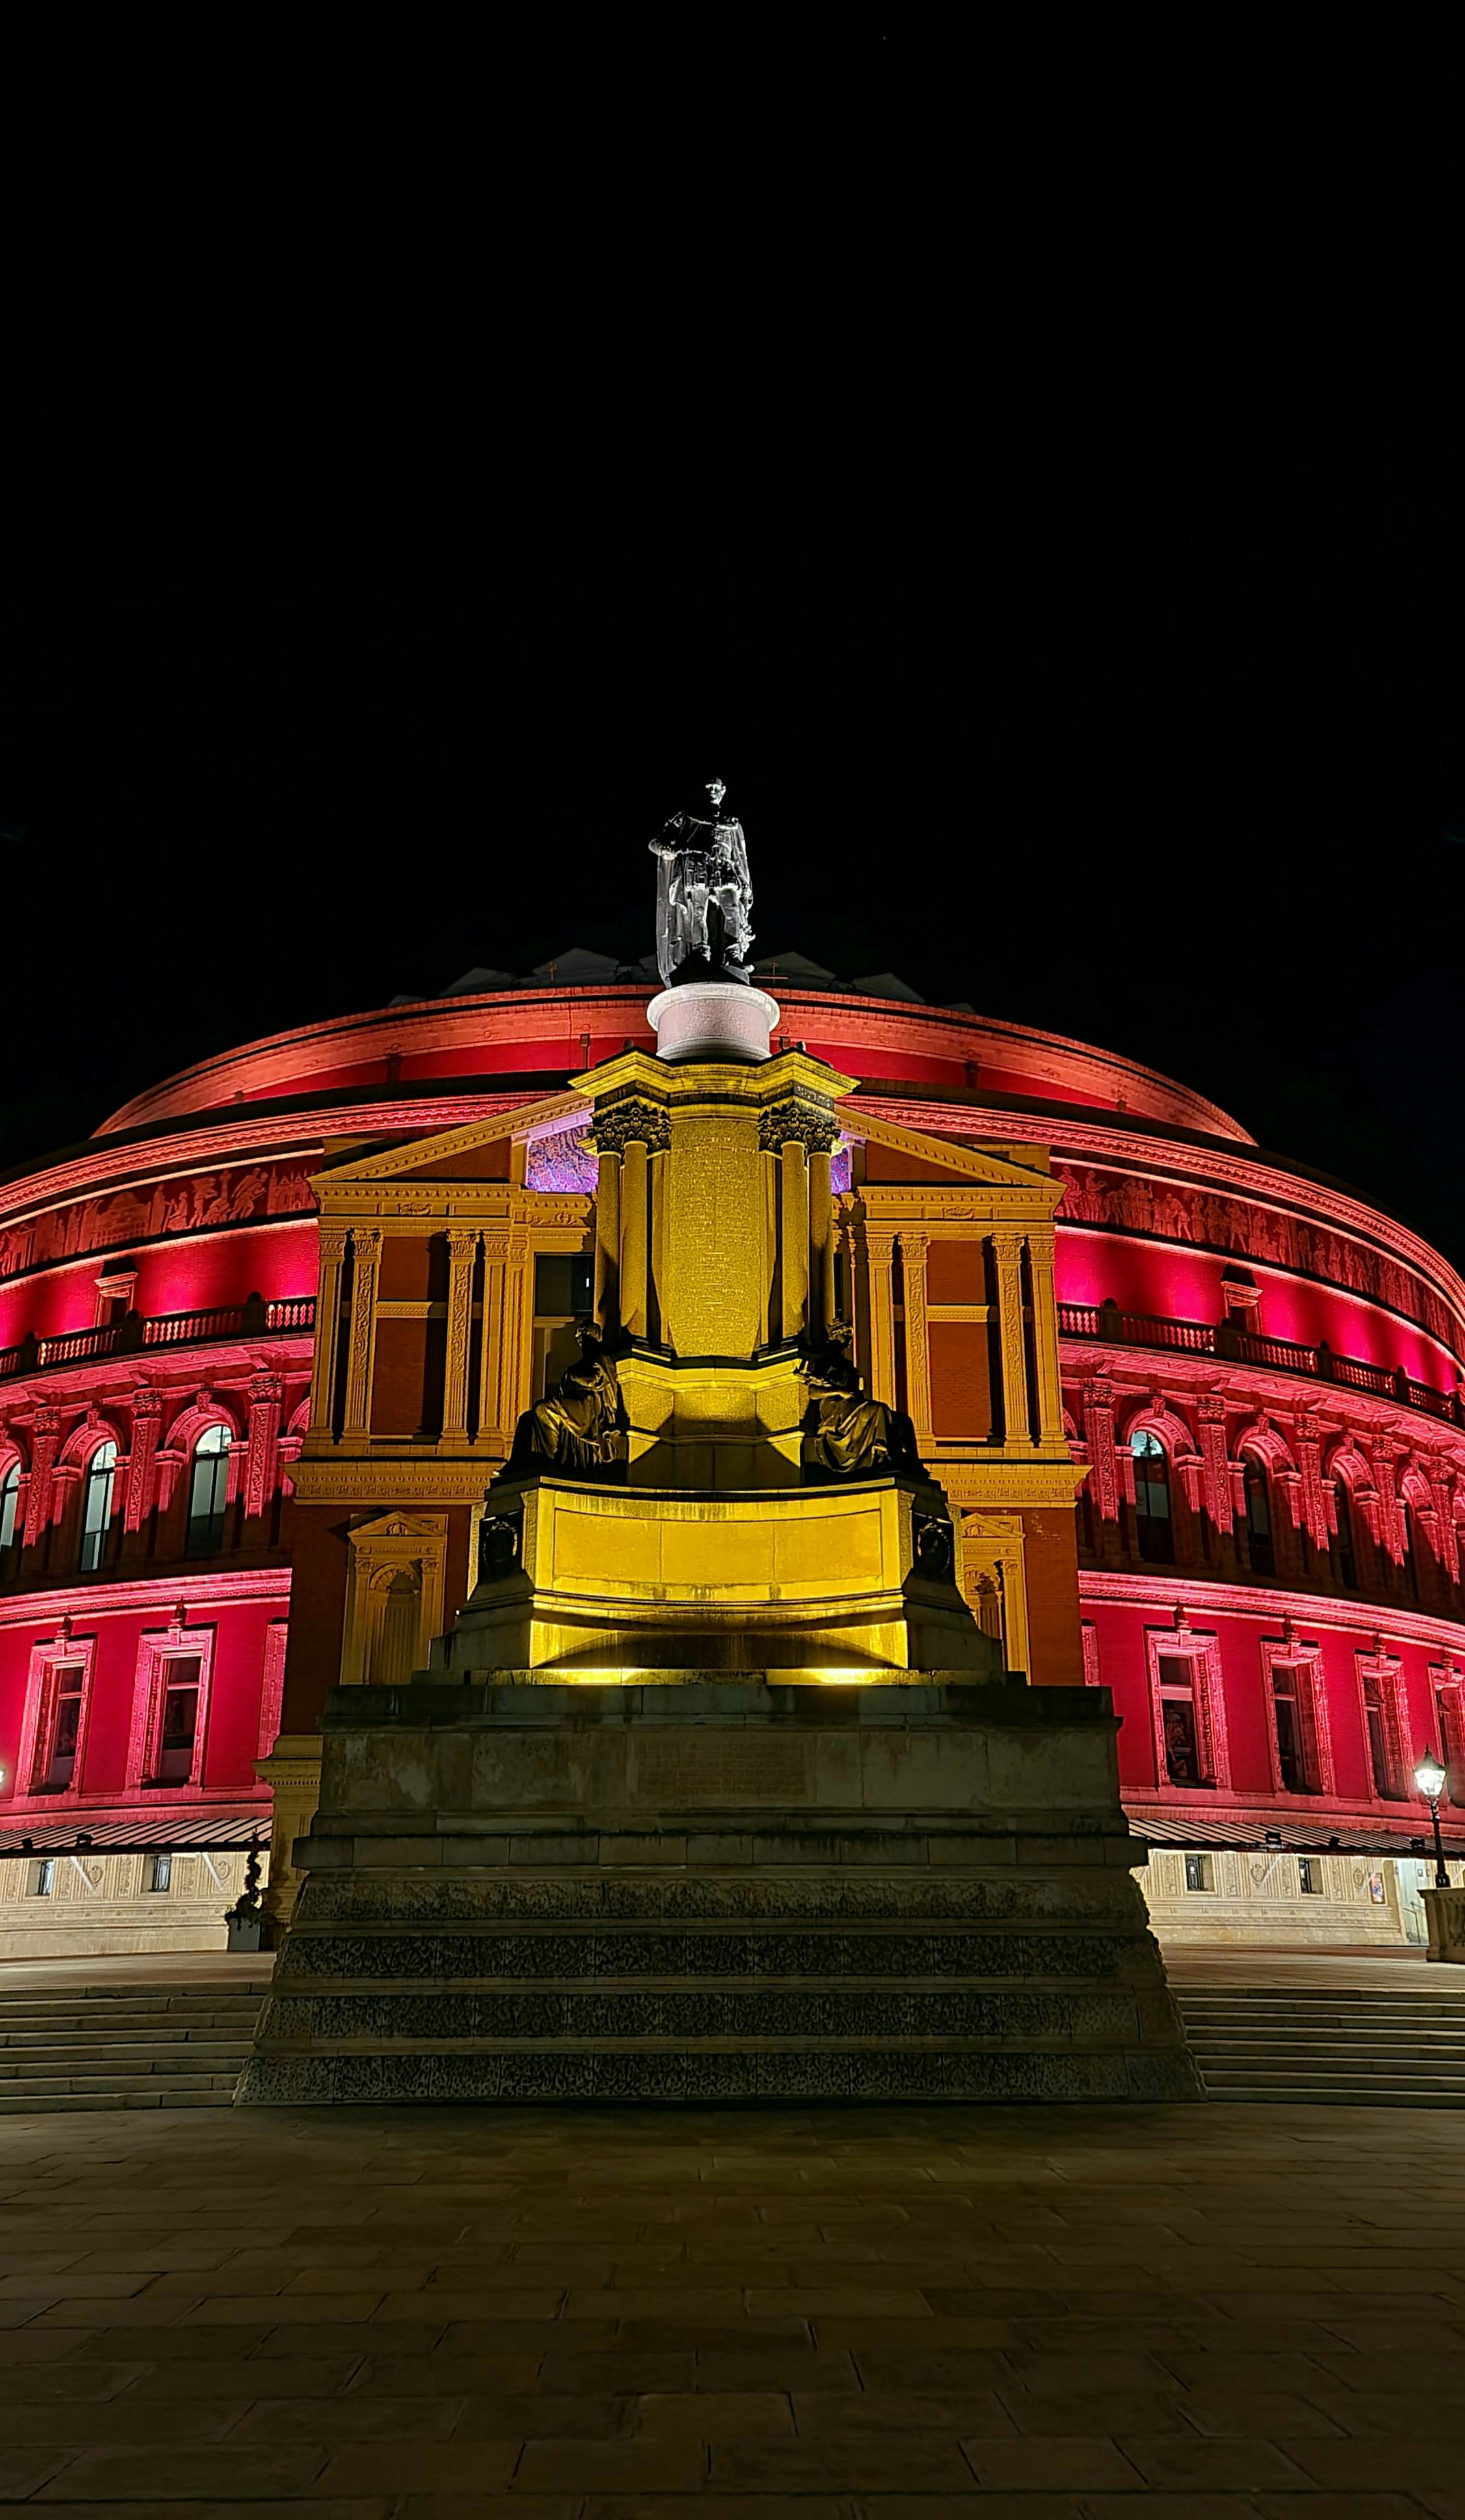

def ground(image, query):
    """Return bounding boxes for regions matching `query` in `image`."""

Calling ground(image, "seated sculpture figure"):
[799,1323,926,1478]
[502,1327,624,1478]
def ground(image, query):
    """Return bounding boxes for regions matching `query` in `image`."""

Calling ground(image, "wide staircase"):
[0,1971,270,2113]
[1177,1979,1465,2104]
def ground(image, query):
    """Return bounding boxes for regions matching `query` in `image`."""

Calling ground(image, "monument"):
[239,787,1195,2104]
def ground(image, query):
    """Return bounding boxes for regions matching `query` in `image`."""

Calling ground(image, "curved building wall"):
[1,977,1461,1952]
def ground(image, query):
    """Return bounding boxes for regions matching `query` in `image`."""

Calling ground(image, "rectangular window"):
[31,1858,54,1897]
[1364,1672,1405,1800]
[33,1662,85,1793]
[1183,1852,1214,1892]
[146,1852,172,1893]
[1157,1656,1209,1785]
[532,1253,595,1400]
[154,1659,202,1783]
[1298,1856,1323,1895]
[1271,1666,1312,1793]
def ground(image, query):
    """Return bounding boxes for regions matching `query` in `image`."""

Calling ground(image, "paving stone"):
[31,2441,332,2498]
[966,2434,1146,2487]
[317,2441,521,2493]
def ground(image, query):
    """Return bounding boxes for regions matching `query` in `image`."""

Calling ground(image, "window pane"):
[187,1432,230,1555]
[1133,1433,1174,1564]
[0,1468,18,1551]
[157,1659,201,1782]
[79,1444,117,1571]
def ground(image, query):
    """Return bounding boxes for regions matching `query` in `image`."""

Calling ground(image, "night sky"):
[4,61,1462,1261]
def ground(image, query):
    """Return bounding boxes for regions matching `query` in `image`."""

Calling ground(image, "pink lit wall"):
[1086,1592,1453,1815]
[0,1585,287,1815]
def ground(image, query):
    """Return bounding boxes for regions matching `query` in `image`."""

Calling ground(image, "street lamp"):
[1414,1746,1450,1890]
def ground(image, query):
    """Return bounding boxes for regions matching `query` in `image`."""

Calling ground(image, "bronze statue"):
[502,1327,624,1477]
[799,1324,926,1478]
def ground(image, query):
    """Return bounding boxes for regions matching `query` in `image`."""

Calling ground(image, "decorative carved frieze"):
[245,1375,284,1520]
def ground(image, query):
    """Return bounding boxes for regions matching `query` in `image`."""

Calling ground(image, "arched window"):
[79,1441,117,1573]
[0,1463,19,1554]
[1131,1431,1174,1563]
[1241,1457,1274,1576]
[1331,1478,1358,1590]
[186,1426,230,1558]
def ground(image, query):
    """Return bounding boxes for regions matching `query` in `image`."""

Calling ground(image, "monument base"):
[647,980,779,1063]
[237,1677,1198,2106]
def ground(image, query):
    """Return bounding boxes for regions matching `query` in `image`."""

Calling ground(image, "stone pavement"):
[0,2099,1463,2518]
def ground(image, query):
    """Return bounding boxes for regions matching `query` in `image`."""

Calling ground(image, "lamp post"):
[1414,1746,1450,1890]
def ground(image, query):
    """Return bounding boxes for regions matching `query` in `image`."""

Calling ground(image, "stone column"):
[900,1230,933,1452]
[865,1226,898,1405]
[308,1226,349,1435]
[442,1229,479,1443]
[342,1227,382,1440]
[779,1141,809,1340]
[593,1152,620,1330]
[809,1146,835,1331]
[991,1229,1030,1448]
[620,1139,650,1340]
[1026,1227,1066,1447]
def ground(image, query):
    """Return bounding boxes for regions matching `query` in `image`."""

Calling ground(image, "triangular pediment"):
[315,1091,590,1187]
[848,1111,1058,1197]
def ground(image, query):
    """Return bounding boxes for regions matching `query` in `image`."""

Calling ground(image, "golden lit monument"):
[241,784,1194,2104]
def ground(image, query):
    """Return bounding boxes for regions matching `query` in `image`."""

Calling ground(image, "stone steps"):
[0,1979,269,2113]
[1177,1985,1465,2105]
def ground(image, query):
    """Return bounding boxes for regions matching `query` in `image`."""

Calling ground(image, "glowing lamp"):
[1414,1746,1451,1890]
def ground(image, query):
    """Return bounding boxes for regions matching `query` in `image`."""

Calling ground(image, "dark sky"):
[4,55,1462,1262]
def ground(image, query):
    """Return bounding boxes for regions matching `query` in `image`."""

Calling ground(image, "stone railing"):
[0,1295,316,1384]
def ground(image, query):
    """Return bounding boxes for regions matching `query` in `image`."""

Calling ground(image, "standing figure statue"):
[649,778,755,987]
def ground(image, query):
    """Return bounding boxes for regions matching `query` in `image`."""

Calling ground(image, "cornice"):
[0,1566,291,1633]
[1079,1565,1465,1655]
[96,986,1248,1144]
[862,1098,1465,1335]
[289,1458,502,1504]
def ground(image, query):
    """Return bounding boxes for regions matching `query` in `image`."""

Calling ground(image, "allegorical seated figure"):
[799,1323,926,1478]
[502,1327,625,1478]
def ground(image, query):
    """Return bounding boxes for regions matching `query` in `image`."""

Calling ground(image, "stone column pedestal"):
[1421,1884,1465,1962]
[237,1675,1200,2106]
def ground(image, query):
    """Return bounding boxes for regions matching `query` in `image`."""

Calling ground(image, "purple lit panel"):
[526,1125,597,1194]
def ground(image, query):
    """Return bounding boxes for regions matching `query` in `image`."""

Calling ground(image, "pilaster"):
[442,1229,478,1442]
[900,1230,933,1453]
[342,1227,381,1439]
[308,1227,349,1435]
[991,1228,1030,1449]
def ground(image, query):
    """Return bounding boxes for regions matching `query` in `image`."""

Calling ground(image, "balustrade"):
[0,1296,316,1384]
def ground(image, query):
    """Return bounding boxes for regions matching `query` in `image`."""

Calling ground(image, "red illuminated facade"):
[3,956,1462,1942]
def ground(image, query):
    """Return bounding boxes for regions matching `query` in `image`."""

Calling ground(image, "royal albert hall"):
[1,946,1462,1957]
